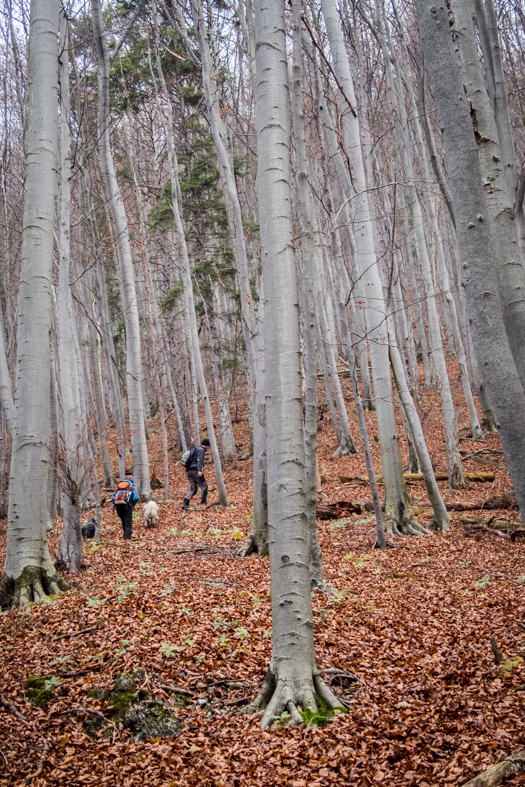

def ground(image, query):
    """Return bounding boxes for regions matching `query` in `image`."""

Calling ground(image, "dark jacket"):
[188,446,205,473]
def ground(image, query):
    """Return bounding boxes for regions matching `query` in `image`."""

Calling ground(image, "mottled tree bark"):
[415,0,525,521]
[2,0,67,608]
[243,0,341,727]
[321,0,423,534]
[91,0,151,499]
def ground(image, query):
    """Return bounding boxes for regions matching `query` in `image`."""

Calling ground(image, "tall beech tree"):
[1,0,67,608]
[320,0,427,535]
[414,0,525,521]
[243,0,342,727]
[91,0,151,500]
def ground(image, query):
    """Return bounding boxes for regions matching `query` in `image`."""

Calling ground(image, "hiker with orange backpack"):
[111,477,139,540]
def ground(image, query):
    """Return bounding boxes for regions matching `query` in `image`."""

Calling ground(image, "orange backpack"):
[113,480,133,506]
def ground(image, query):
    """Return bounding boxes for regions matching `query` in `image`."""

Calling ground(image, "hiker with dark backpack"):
[111,477,139,540]
[181,438,209,511]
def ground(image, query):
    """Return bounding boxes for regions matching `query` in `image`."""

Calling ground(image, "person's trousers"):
[116,504,133,540]
[183,469,208,506]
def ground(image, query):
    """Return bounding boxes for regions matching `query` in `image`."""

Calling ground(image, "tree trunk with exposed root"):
[242,0,343,727]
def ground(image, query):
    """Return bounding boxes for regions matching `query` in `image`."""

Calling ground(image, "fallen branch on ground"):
[53,626,100,641]
[340,472,495,485]
[462,749,525,786]
[23,743,50,784]
[158,685,194,697]
[462,522,512,540]
[317,500,363,520]
[460,448,504,461]
[187,577,246,589]
[0,695,26,721]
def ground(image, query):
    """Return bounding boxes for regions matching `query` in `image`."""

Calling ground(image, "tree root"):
[237,533,269,558]
[0,565,69,610]
[383,511,430,536]
[332,438,357,457]
[239,667,345,729]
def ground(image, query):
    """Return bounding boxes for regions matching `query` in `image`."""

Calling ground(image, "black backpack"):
[180,449,196,468]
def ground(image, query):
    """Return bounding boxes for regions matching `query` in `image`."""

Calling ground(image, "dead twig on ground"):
[0,695,27,721]
[23,742,50,784]
[187,576,246,589]
[52,626,100,641]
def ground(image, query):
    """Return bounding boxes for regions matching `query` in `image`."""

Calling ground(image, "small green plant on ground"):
[474,575,490,589]
[160,642,182,658]
[87,596,105,607]
[330,518,351,529]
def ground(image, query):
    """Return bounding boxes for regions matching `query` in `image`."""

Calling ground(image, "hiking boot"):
[181,503,189,511]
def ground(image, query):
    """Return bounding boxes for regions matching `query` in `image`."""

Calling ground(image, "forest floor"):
[1,359,525,786]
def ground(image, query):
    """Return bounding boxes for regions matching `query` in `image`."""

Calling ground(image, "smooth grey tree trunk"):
[452,0,525,393]
[347,350,386,549]
[313,245,356,456]
[2,0,67,608]
[47,346,59,533]
[192,2,258,412]
[292,0,323,584]
[93,260,127,480]
[124,121,170,498]
[203,296,237,464]
[91,0,151,499]
[375,0,464,487]
[389,0,483,439]
[321,0,424,535]
[244,0,341,727]
[467,324,497,432]
[389,320,449,531]
[473,0,525,263]
[239,280,268,556]
[152,32,228,506]
[415,0,525,522]
[317,90,374,409]
[0,298,14,436]
[57,12,84,572]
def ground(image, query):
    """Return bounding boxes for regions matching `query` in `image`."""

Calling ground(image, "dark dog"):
[81,518,97,539]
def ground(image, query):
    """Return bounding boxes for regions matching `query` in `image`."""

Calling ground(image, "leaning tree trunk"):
[152,35,228,506]
[243,0,342,728]
[317,91,374,409]
[192,1,258,430]
[239,280,269,557]
[313,243,356,457]
[91,0,151,499]
[1,0,68,609]
[414,0,525,522]
[390,0,483,440]
[320,0,424,535]
[389,321,449,532]
[451,0,525,394]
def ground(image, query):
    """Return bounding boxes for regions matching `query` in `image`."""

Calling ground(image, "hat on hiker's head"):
[201,438,210,447]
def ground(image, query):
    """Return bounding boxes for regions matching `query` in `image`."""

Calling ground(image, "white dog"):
[143,500,159,528]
